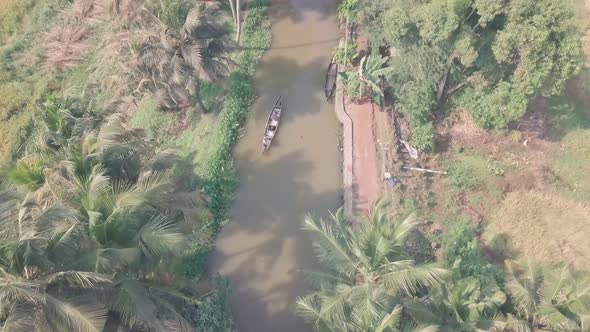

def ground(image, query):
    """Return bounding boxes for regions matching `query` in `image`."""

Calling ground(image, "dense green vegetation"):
[298,1,590,330]
[338,0,583,151]
[0,0,271,330]
[298,201,590,332]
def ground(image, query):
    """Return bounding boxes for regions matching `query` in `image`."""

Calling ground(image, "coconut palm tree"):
[0,180,195,331]
[0,269,111,332]
[503,260,590,332]
[296,200,449,331]
[404,261,507,332]
[137,1,233,113]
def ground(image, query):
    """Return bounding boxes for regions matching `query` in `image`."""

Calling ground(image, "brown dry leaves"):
[486,191,590,269]
[41,0,112,72]
[42,24,91,72]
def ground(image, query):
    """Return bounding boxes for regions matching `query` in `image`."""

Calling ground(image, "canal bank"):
[209,0,342,331]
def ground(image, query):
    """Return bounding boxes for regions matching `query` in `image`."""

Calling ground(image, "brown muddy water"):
[208,0,342,331]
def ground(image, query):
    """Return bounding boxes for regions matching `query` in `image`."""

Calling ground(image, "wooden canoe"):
[324,60,338,99]
[262,96,283,152]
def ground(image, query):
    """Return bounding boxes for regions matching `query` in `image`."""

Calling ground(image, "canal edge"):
[334,39,354,220]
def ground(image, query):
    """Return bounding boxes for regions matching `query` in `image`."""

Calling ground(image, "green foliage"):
[192,277,235,332]
[492,0,582,96]
[446,162,479,190]
[442,218,502,287]
[147,0,192,31]
[459,81,529,129]
[390,46,445,151]
[296,200,449,331]
[0,0,36,43]
[0,81,35,160]
[341,53,394,103]
[8,157,45,190]
[333,41,358,65]
[364,0,582,132]
[176,240,210,279]
[137,1,232,113]
[199,82,226,113]
[203,1,271,226]
[410,122,435,152]
[337,0,360,19]
[236,1,272,76]
[503,261,590,331]
[405,275,507,331]
[131,97,176,144]
[552,129,590,202]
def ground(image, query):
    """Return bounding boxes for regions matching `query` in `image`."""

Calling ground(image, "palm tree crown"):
[296,200,449,331]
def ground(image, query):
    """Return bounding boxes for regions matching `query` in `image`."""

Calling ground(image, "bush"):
[131,97,176,145]
[410,122,435,152]
[199,82,225,113]
[8,156,45,190]
[334,41,358,65]
[176,242,210,279]
[192,277,235,332]
[237,1,272,76]
[446,162,479,190]
[442,218,502,286]
[459,82,529,129]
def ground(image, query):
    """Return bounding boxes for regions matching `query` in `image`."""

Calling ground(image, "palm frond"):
[110,279,162,331]
[302,215,358,278]
[44,295,108,332]
[2,301,38,332]
[0,280,42,304]
[179,43,203,72]
[137,215,185,259]
[95,248,141,273]
[43,271,112,289]
[375,305,403,332]
[295,294,337,332]
[302,270,349,289]
[381,264,449,296]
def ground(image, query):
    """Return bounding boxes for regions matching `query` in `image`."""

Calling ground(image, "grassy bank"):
[0,0,272,329]
[132,1,272,278]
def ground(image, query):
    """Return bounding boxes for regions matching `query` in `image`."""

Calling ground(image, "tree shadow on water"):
[208,150,342,331]
[268,0,338,24]
[251,56,337,123]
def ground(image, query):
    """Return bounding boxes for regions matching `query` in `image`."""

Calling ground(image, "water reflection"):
[209,0,341,331]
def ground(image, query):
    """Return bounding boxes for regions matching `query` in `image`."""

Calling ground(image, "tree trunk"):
[435,55,456,105]
[235,0,241,44]
[447,81,469,97]
[195,94,209,113]
[228,0,237,25]
[344,15,349,68]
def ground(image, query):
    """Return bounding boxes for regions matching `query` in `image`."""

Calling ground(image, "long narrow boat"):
[262,96,283,152]
[324,58,338,99]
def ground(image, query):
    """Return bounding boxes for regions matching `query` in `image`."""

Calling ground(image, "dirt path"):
[347,100,381,214]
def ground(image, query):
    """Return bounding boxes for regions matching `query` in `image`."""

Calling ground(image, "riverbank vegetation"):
[335,0,590,269]
[297,0,590,330]
[298,200,590,332]
[0,0,270,330]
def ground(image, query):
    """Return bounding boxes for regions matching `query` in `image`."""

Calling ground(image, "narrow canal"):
[209,0,342,330]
